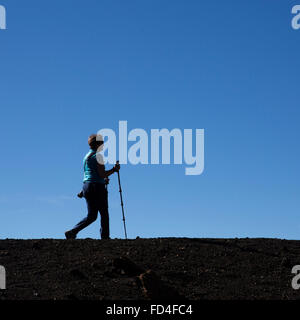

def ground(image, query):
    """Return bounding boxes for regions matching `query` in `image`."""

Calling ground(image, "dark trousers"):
[72,182,109,239]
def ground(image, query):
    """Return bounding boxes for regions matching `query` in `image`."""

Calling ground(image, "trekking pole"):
[116,161,128,239]
[104,178,109,205]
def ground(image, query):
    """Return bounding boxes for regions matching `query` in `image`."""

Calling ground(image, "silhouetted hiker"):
[65,134,120,240]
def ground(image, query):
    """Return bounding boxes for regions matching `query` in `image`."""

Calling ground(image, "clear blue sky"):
[0,0,299,239]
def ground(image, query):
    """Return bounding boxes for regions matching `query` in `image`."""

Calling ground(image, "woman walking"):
[65,134,120,239]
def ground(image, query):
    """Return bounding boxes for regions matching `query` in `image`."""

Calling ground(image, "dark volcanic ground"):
[0,238,300,300]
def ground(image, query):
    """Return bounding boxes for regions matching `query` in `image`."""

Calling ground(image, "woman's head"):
[88,134,104,151]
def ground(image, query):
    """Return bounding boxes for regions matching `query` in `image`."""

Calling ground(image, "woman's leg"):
[69,183,98,236]
[97,184,110,239]
[71,200,98,235]
[99,206,110,239]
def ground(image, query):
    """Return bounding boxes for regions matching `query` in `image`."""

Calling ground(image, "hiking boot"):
[65,230,76,239]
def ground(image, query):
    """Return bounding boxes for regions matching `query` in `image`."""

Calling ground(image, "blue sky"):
[0,0,299,239]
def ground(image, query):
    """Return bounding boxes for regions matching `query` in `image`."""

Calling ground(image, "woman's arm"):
[97,163,120,179]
